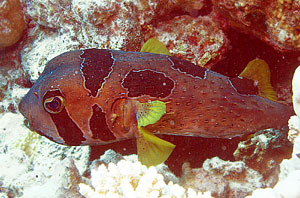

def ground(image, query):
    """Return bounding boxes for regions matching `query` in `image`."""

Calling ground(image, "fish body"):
[19,48,292,144]
[19,44,293,166]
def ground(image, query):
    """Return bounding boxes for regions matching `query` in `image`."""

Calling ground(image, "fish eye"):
[43,96,65,114]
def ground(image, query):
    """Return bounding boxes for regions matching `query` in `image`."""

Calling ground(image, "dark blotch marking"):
[122,69,174,98]
[43,90,86,146]
[80,49,114,97]
[230,76,258,95]
[90,104,116,141]
[169,56,206,79]
[296,153,300,159]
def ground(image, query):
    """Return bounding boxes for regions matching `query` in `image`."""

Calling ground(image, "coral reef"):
[24,0,145,50]
[212,0,300,51]
[233,129,292,186]
[21,31,81,81]
[246,65,300,197]
[246,115,300,197]
[1,1,230,197]
[21,0,227,82]
[180,162,228,197]
[0,74,28,113]
[181,157,266,197]
[293,66,300,116]
[79,150,213,198]
[23,0,205,53]
[0,0,298,197]
[148,14,228,68]
[0,112,90,197]
[0,0,27,108]
[0,0,26,48]
[21,0,161,81]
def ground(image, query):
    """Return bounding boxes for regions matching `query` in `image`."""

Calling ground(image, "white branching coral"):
[79,158,212,198]
[292,66,300,117]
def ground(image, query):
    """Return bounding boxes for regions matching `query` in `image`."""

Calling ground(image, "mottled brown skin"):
[19,49,293,146]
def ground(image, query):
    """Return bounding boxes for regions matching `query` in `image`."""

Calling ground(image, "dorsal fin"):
[140,38,171,56]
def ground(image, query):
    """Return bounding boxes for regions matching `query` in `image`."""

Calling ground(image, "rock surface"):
[0,0,26,48]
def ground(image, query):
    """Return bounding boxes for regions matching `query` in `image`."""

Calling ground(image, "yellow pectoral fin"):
[239,58,277,102]
[137,127,175,167]
[140,38,171,56]
[137,100,167,127]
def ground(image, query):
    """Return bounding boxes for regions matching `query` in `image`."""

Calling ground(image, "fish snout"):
[18,91,40,131]
[18,91,66,144]
[19,93,32,119]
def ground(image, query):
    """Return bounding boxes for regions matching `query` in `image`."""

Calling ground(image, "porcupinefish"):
[19,38,293,167]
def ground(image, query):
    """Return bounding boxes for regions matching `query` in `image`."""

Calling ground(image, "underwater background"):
[1,0,300,197]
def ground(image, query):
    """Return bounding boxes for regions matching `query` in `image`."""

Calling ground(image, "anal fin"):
[137,126,175,167]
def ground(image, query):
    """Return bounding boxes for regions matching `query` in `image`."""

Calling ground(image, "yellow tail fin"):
[239,58,277,101]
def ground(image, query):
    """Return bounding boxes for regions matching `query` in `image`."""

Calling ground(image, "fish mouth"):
[23,118,31,130]
[22,117,58,143]
[23,118,41,135]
